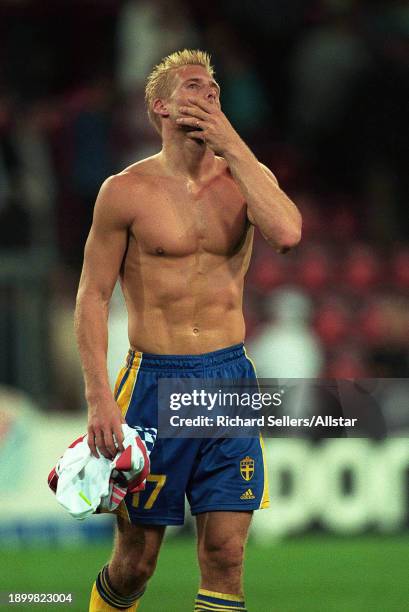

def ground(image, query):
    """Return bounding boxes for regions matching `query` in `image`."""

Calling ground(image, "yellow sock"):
[89,582,138,611]
[194,588,247,611]
[89,564,145,611]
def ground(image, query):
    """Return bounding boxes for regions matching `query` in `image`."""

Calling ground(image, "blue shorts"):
[114,343,269,525]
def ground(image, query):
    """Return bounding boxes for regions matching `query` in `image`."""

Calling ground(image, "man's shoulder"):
[93,158,160,225]
[103,154,162,192]
[118,154,163,182]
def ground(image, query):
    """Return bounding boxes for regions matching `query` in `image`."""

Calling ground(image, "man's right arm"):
[75,175,133,459]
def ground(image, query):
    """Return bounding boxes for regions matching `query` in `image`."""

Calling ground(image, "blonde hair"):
[145,49,214,133]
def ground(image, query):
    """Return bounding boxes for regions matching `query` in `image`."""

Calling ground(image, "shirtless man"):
[76,50,301,612]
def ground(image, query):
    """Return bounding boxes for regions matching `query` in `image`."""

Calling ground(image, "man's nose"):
[206,90,216,103]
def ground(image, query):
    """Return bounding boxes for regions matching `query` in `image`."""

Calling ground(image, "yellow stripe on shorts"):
[113,352,142,522]
[115,353,142,419]
[244,347,270,509]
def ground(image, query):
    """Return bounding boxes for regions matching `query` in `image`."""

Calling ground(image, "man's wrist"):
[222,139,253,167]
[85,386,113,404]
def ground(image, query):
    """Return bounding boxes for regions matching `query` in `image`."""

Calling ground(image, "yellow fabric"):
[114,366,127,398]
[89,582,139,611]
[112,352,142,523]
[116,353,142,419]
[243,347,270,510]
[259,433,270,508]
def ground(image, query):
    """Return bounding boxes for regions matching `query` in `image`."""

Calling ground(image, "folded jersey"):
[48,424,157,520]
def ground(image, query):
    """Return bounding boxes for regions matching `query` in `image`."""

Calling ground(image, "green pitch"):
[2,536,409,611]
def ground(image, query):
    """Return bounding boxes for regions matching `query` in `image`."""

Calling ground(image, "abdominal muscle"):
[121,250,247,355]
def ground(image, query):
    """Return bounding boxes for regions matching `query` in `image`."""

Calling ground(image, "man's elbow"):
[284,225,302,248]
[75,286,110,311]
[274,223,302,253]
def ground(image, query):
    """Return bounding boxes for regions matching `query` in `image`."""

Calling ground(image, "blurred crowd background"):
[0,0,408,411]
[1,3,409,609]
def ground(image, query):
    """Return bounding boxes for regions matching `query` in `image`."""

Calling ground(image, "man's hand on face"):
[176,97,241,156]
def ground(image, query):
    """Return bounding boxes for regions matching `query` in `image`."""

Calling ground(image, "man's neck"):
[160,130,216,181]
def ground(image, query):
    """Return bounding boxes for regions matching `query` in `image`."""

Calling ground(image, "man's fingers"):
[88,429,99,458]
[187,97,214,112]
[114,424,125,453]
[105,426,120,457]
[94,429,112,459]
[105,438,118,458]
[176,117,203,128]
[179,105,208,120]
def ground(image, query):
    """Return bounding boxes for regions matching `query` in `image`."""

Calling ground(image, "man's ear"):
[153,98,170,119]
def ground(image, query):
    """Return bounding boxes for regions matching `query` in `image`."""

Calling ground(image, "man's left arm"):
[224,145,301,253]
[177,97,302,253]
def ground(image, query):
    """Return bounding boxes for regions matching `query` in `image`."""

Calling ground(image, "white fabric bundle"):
[49,424,156,520]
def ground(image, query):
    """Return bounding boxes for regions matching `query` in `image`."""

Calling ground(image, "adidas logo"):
[240,488,255,500]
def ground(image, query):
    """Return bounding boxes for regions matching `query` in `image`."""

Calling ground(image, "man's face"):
[166,65,221,123]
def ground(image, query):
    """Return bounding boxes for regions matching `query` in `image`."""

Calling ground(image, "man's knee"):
[114,545,159,586]
[199,537,244,575]
[133,550,160,583]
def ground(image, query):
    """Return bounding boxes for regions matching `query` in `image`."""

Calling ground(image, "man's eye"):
[188,83,198,88]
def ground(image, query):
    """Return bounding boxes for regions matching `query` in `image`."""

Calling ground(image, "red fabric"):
[114,445,132,471]
[127,436,150,493]
[68,434,86,449]
[47,467,58,493]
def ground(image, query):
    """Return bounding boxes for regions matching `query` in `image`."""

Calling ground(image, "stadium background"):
[0,1,408,610]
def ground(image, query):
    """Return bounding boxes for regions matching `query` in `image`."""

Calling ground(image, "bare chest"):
[131,177,249,257]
